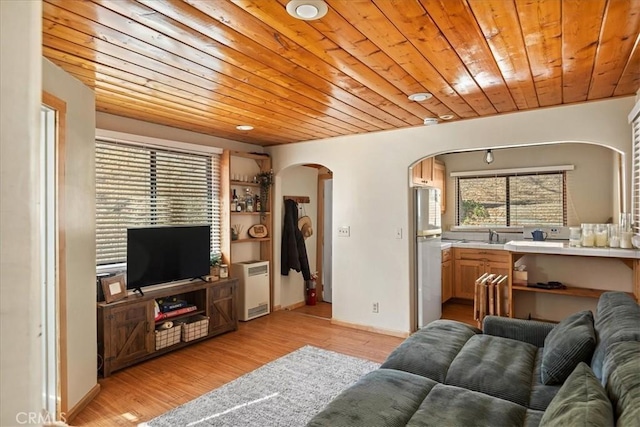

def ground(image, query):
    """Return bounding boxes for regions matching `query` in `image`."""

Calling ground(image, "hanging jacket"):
[281,199,311,280]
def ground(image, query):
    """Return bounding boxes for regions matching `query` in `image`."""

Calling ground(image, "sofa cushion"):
[307,368,436,427]
[529,348,562,411]
[601,341,640,426]
[539,362,614,427]
[406,384,527,427]
[592,292,640,380]
[445,334,538,407]
[541,310,596,385]
[381,320,479,382]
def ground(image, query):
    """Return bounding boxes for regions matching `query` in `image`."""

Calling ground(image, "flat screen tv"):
[126,225,210,295]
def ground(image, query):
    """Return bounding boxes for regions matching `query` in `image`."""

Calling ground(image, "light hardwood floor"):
[73,301,474,426]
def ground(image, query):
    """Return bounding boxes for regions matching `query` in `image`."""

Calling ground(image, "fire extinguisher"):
[306,278,317,306]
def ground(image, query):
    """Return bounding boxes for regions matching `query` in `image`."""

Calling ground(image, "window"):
[632,109,640,235]
[456,172,566,226]
[96,139,221,266]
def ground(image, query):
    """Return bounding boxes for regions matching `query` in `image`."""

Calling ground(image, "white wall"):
[42,59,97,412]
[273,166,319,308]
[438,143,616,229]
[97,112,263,154]
[267,97,635,335]
[0,1,43,425]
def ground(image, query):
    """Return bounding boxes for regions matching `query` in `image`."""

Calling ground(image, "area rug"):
[142,345,379,427]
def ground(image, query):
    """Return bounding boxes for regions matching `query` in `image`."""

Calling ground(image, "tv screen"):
[126,225,211,291]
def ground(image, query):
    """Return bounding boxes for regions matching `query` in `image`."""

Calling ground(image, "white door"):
[322,179,333,302]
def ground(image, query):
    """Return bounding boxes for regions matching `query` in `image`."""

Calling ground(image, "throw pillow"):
[540,362,614,426]
[541,310,596,385]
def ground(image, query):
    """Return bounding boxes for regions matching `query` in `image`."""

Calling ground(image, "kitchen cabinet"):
[442,248,453,302]
[433,160,446,214]
[413,158,446,213]
[453,248,510,300]
[412,157,434,186]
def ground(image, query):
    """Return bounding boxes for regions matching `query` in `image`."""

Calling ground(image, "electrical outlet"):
[395,228,403,239]
[338,226,350,237]
[549,227,559,235]
[372,302,379,313]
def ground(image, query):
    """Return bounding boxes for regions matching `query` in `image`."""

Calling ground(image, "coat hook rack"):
[283,195,310,204]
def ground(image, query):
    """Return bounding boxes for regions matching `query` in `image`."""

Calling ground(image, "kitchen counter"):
[504,240,640,259]
[441,239,640,259]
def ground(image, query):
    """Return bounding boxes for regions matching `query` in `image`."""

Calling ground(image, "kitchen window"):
[455,171,567,227]
[95,138,221,267]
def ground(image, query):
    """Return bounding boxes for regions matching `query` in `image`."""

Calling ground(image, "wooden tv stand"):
[97,278,238,377]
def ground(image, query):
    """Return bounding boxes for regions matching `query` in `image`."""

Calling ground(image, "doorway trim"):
[41,91,68,420]
[316,167,332,303]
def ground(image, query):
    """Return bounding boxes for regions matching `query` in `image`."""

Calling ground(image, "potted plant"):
[209,253,222,282]
[256,169,274,213]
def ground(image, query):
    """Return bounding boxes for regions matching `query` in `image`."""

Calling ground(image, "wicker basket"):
[155,325,181,350]
[179,315,210,342]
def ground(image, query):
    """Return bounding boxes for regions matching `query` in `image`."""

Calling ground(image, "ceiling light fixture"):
[423,118,439,126]
[408,92,433,102]
[236,125,254,131]
[484,149,494,164]
[286,0,328,20]
[439,114,454,120]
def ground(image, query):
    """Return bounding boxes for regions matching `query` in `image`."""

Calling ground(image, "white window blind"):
[633,113,640,235]
[96,140,221,266]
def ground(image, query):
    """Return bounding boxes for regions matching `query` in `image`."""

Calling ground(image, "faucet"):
[489,229,500,243]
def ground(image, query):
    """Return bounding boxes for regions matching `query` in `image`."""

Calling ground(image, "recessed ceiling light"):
[408,92,433,102]
[286,0,328,20]
[423,118,439,126]
[236,125,254,131]
[439,114,455,120]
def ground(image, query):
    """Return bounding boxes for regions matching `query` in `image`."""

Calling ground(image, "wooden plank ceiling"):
[43,0,640,146]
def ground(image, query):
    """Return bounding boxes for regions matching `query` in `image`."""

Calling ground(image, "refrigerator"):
[415,187,442,328]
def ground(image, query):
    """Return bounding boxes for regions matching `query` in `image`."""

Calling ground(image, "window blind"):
[633,113,640,235]
[96,140,221,266]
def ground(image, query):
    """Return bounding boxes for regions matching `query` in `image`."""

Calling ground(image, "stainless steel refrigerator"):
[415,187,442,328]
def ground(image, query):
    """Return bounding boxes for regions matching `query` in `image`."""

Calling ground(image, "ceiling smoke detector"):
[408,92,433,102]
[423,118,439,126]
[236,125,254,131]
[286,0,328,20]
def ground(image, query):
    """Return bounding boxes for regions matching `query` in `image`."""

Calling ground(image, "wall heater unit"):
[232,260,270,321]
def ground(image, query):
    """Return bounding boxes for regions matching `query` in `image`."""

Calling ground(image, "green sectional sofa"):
[308,292,640,426]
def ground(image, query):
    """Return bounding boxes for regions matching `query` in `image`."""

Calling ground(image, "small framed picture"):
[101,274,127,304]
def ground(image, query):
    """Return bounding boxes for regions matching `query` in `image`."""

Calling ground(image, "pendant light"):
[484,149,494,164]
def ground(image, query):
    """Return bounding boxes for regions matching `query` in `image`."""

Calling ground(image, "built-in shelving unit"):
[512,285,606,299]
[221,150,274,312]
[508,251,639,319]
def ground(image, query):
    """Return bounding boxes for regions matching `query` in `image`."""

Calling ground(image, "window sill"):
[96,263,126,276]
